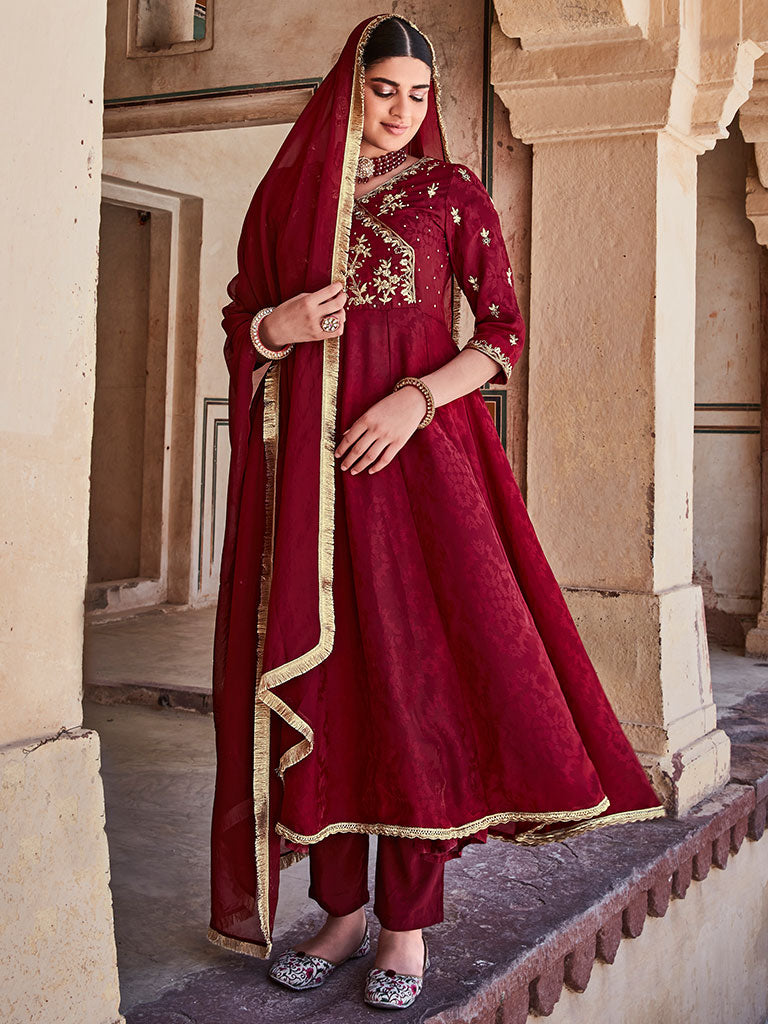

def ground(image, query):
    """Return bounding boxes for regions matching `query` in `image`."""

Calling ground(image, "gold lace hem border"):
[274,792,637,843]
[273,797,668,846]
[505,802,668,845]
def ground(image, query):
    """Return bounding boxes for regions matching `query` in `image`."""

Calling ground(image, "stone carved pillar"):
[741,58,768,657]
[491,0,767,814]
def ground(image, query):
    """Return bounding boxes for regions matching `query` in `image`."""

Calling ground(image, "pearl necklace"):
[355,146,408,184]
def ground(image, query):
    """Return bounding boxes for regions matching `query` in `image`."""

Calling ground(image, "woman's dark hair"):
[362,16,433,71]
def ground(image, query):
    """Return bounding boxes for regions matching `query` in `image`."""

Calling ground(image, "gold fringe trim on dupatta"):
[207,925,270,960]
[279,847,309,869]
[250,362,281,957]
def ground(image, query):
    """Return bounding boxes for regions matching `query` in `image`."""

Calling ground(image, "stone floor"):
[84,604,216,694]
[80,606,768,1022]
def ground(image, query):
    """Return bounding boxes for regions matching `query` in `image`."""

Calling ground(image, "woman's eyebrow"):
[369,76,430,89]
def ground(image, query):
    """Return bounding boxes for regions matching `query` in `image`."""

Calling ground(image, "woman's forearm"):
[419,347,501,408]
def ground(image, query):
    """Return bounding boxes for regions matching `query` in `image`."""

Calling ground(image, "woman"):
[208,12,667,1010]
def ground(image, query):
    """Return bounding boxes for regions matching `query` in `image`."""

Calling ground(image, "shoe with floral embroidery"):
[268,919,371,990]
[363,935,430,1009]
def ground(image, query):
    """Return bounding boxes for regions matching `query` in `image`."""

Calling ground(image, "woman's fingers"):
[335,417,371,457]
[349,437,391,474]
[336,426,375,470]
[367,441,398,474]
[310,283,347,338]
[315,280,347,304]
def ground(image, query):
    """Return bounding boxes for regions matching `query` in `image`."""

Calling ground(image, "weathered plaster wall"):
[694,114,763,640]
[104,2,486,161]
[1,732,122,1024]
[1,0,123,1021]
[101,125,291,599]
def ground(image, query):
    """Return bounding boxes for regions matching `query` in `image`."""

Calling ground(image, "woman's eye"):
[373,90,425,103]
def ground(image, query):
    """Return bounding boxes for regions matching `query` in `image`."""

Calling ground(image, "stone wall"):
[0,0,123,1021]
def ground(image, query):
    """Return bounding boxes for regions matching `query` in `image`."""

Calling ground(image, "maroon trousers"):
[307,831,445,930]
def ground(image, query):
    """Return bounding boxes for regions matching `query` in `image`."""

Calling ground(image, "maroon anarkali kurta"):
[228,154,665,868]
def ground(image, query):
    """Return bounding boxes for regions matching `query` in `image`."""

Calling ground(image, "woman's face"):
[361,56,431,157]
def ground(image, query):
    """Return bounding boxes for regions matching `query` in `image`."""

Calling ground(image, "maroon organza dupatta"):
[210,14,455,958]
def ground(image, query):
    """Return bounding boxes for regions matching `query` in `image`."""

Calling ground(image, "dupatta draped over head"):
[210,14,456,959]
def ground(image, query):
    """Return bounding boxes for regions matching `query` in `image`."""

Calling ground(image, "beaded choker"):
[356,146,408,184]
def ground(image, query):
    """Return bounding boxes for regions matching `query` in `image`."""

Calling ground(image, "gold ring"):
[320,314,340,333]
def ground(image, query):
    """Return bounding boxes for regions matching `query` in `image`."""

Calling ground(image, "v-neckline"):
[353,156,427,205]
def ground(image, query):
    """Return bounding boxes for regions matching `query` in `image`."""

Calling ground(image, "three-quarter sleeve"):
[444,163,526,386]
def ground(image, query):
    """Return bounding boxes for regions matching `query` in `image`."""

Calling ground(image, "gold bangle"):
[250,307,295,361]
[392,376,435,429]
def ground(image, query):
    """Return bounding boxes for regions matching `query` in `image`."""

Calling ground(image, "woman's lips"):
[382,123,408,134]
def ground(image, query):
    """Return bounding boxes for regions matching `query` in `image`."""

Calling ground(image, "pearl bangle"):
[250,306,295,361]
[392,376,436,429]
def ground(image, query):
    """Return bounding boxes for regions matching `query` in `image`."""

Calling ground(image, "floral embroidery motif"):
[465,337,513,384]
[427,182,439,198]
[506,266,513,286]
[488,303,500,318]
[346,205,416,306]
[450,206,462,224]
[371,258,401,303]
[345,235,376,306]
[468,275,479,291]
[480,227,491,246]
[379,190,407,216]
[509,333,519,345]
[457,166,471,180]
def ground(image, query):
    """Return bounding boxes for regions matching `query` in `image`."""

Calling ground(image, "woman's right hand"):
[259,281,348,351]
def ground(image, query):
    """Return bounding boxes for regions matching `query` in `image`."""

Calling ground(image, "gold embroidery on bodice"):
[348,206,416,305]
[345,157,432,308]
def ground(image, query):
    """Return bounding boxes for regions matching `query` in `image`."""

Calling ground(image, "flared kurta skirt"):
[249,299,664,863]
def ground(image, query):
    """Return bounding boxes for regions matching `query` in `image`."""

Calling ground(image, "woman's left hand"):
[334,385,429,475]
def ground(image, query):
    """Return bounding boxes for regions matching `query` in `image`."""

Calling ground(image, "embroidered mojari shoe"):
[363,936,430,1009]
[268,919,371,990]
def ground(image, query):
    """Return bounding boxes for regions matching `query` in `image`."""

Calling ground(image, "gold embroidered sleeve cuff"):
[465,337,514,386]
[250,307,295,361]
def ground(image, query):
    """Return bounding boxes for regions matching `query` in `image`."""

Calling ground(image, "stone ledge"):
[429,782,758,1024]
[125,738,768,1024]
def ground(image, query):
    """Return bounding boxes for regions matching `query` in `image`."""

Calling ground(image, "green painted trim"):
[198,397,228,592]
[478,1,506,445]
[105,77,322,108]
[210,417,228,576]
[694,402,760,411]
[479,388,507,448]
[694,426,760,434]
